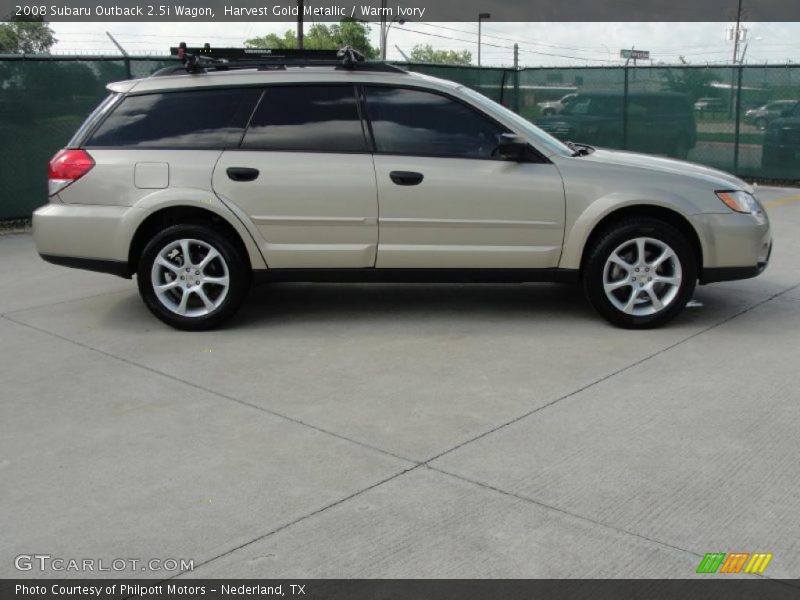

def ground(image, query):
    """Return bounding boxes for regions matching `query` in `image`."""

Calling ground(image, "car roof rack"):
[150,42,407,76]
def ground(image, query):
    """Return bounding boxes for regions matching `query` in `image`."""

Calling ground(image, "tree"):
[0,19,56,54]
[409,44,472,65]
[660,60,721,102]
[245,20,377,59]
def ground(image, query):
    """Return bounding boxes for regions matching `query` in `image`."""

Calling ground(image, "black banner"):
[3,0,800,23]
[3,580,800,600]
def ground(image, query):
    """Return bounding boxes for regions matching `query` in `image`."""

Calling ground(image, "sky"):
[48,21,800,67]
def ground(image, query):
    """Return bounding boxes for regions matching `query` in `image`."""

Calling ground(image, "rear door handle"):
[390,171,424,186]
[226,167,260,182]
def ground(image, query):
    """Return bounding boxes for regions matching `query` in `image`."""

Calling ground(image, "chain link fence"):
[1,56,798,219]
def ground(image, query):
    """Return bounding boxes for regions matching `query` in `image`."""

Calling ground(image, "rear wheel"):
[137,224,249,331]
[583,218,697,329]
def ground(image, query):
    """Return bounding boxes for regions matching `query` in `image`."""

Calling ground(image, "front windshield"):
[457,85,573,157]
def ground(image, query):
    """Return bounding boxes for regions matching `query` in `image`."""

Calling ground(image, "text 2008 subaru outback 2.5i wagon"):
[34,52,772,330]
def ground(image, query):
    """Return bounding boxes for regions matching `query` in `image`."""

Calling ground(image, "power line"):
[395,24,618,63]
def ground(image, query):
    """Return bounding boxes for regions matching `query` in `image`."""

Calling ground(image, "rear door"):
[212,84,378,269]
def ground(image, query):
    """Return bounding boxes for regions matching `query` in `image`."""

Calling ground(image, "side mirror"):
[495,133,531,162]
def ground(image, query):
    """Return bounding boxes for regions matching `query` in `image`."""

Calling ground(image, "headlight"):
[716,190,760,214]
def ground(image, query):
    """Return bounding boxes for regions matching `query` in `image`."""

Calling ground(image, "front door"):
[363,86,565,269]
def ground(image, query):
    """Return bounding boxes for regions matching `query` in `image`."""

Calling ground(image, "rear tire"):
[137,224,249,331]
[583,218,697,329]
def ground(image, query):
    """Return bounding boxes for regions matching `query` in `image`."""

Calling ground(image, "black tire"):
[583,218,697,329]
[137,224,250,331]
[755,117,768,131]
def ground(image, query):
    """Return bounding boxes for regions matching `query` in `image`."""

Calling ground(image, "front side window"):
[364,86,508,159]
[242,85,366,152]
[87,88,260,148]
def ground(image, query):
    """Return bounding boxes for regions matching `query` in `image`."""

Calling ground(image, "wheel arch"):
[569,204,704,279]
[128,203,266,276]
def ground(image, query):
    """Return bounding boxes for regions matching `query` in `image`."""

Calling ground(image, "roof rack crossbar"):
[156,42,407,76]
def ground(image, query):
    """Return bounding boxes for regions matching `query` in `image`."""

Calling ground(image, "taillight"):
[48,149,95,197]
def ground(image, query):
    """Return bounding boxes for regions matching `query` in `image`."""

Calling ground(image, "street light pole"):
[478,12,491,67]
[381,17,405,61]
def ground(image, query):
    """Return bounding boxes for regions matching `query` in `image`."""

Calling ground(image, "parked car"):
[537,93,577,116]
[744,100,799,130]
[34,51,771,330]
[762,101,800,175]
[534,91,697,158]
[694,97,726,113]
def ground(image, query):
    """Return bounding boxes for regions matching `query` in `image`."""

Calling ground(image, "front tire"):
[583,218,697,329]
[137,224,249,331]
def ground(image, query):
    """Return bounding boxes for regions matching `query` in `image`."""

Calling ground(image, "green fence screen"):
[1,56,799,218]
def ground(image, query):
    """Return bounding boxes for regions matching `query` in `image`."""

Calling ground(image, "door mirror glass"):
[495,134,530,161]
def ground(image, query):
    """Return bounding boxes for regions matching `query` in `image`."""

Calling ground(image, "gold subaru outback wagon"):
[34,49,772,330]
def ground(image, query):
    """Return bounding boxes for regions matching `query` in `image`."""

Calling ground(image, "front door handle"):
[390,171,424,186]
[226,167,260,182]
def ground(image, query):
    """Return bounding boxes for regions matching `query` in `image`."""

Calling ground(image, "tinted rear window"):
[242,85,366,152]
[87,88,260,148]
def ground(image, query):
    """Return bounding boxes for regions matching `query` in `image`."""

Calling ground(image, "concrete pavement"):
[1,187,799,580]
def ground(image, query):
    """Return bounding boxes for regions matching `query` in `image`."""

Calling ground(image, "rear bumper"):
[33,203,137,277]
[38,254,131,278]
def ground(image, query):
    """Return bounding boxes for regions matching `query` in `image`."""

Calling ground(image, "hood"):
[581,148,751,192]
[536,115,609,127]
[769,116,800,128]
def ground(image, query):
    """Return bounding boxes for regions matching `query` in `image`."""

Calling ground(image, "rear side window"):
[242,85,366,152]
[69,93,120,147]
[87,88,260,148]
[364,86,508,158]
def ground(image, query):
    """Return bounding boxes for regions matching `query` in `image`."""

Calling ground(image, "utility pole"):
[728,0,744,117]
[380,0,387,60]
[297,0,304,49]
[732,0,743,64]
[512,43,520,113]
[478,12,491,67]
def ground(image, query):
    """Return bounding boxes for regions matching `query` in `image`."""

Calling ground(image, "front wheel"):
[583,218,697,329]
[137,224,249,331]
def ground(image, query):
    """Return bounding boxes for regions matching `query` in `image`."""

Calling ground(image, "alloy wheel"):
[150,238,230,318]
[602,237,682,317]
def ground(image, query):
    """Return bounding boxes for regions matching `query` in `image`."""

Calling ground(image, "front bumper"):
[690,210,772,285]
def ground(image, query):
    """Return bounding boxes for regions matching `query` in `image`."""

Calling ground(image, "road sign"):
[620,49,650,60]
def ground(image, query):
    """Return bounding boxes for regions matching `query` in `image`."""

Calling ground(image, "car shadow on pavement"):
[231,282,596,328]
[97,280,775,333]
